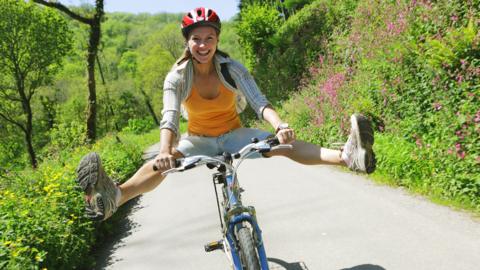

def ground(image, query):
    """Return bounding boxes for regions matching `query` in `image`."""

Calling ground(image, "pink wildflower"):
[416,138,423,148]
[456,74,464,84]
[457,151,466,159]
[318,55,324,66]
[474,111,480,123]
[455,143,461,151]
[320,72,345,105]
[456,130,464,140]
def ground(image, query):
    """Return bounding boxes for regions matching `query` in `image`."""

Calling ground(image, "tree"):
[0,0,72,168]
[137,46,176,125]
[33,0,104,142]
[155,23,185,60]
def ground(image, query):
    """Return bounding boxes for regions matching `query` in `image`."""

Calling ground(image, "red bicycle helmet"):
[181,7,221,38]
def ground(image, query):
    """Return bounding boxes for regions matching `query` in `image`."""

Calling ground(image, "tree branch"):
[0,89,22,103]
[0,110,26,133]
[33,0,93,25]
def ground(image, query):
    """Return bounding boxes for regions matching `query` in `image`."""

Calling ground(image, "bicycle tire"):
[236,222,260,270]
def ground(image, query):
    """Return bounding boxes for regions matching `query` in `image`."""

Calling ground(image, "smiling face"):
[187,26,219,64]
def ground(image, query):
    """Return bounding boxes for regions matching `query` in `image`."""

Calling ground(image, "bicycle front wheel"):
[236,222,260,270]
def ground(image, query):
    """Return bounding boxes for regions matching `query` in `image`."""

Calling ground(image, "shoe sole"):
[351,114,376,174]
[75,152,101,193]
[76,152,109,220]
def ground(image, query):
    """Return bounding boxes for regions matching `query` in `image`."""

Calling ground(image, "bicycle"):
[154,137,292,270]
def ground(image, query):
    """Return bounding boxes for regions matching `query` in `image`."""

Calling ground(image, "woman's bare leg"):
[117,150,184,206]
[267,140,346,166]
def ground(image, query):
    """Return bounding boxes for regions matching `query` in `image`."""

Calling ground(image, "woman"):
[76,7,376,221]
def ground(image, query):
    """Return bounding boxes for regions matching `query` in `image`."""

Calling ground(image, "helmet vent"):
[207,10,212,17]
[197,9,202,16]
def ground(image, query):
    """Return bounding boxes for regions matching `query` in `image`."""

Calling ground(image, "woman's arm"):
[154,128,177,171]
[262,106,295,144]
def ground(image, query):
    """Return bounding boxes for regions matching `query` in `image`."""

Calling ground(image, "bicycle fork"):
[204,173,269,269]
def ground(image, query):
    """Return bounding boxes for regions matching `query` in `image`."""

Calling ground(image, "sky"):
[63,0,240,20]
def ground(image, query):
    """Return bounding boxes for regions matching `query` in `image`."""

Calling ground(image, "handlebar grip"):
[267,137,280,146]
[153,159,182,171]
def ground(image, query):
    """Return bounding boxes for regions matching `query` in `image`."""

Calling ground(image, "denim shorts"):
[176,128,272,158]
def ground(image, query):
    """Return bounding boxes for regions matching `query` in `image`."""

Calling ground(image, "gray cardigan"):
[160,54,270,136]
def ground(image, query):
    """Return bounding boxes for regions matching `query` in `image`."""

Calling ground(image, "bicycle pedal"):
[204,240,223,252]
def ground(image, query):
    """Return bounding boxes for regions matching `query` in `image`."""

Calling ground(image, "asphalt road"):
[96,156,480,270]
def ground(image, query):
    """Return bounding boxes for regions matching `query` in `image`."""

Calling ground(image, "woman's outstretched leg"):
[269,114,376,173]
[75,150,181,221]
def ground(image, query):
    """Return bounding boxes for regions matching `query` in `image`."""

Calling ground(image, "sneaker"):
[341,114,376,174]
[76,152,118,221]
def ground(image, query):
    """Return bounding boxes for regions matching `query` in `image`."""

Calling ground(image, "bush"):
[252,0,358,102]
[0,129,160,269]
[122,118,156,134]
[252,0,480,212]
[236,3,283,70]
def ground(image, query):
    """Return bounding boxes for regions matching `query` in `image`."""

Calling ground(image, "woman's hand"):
[154,151,177,172]
[276,128,296,144]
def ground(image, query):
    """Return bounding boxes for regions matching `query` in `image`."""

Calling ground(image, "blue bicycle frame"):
[222,173,269,270]
[161,137,291,270]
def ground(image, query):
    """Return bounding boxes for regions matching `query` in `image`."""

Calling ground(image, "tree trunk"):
[33,0,104,143]
[25,121,37,169]
[85,1,104,142]
[86,45,97,141]
[17,80,37,168]
[141,89,160,126]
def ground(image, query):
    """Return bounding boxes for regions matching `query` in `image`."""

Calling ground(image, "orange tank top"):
[183,83,242,136]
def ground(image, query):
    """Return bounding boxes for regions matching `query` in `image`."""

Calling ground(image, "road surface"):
[96,156,480,270]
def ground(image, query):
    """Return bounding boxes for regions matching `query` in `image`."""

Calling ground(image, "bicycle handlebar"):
[152,137,292,174]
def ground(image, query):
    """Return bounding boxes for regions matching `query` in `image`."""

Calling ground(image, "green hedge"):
[238,0,358,102]
[0,129,160,269]
[246,0,480,212]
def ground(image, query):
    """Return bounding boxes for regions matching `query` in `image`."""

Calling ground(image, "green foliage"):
[122,118,156,134]
[0,128,160,269]
[262,0,480,212]
[251,0,358,102]
[284,0,315,11]
[236,3,283,69]
[219,21,247,65]
[0,7,244,269]
[137,46,175,93]
[0,0,73,167]
[45,120,88,158]
[150,23,185,60]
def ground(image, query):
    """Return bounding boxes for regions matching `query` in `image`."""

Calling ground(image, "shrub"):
[0,129,160,269]
[122,118,156,134]
[236,3,283,70]
[251,0,358,102]
[254,0,480,211]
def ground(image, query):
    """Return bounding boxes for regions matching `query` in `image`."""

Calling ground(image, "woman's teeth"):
[198,50,210,56]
